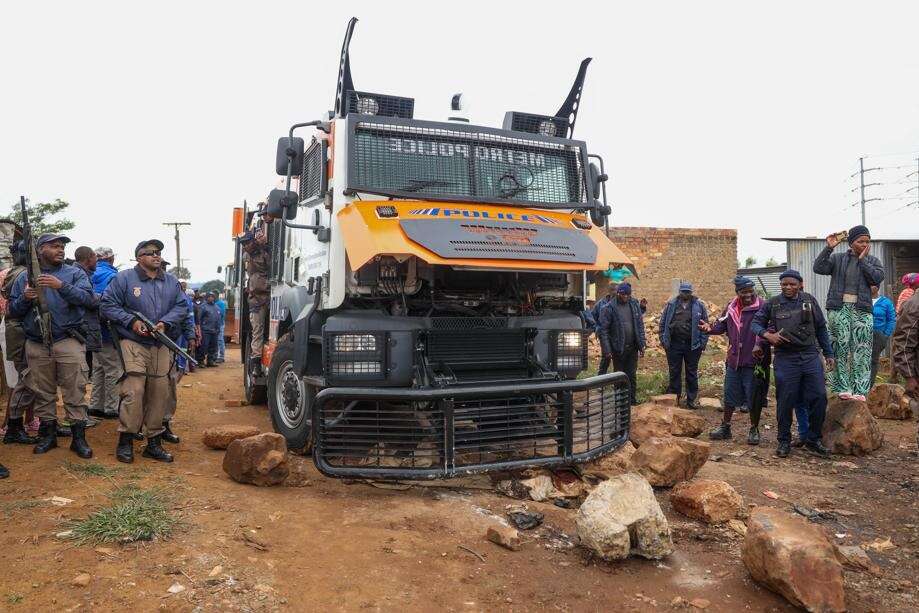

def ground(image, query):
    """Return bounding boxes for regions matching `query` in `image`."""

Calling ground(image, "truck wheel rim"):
[276,360,307,429]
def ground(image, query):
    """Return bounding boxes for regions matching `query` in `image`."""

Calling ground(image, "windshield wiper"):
[401,179,455,192]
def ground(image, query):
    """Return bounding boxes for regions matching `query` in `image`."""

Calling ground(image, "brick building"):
[597,227,738,311]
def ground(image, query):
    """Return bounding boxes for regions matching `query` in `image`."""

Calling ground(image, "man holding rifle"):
[101,239,189,463]
[8,233,97,458]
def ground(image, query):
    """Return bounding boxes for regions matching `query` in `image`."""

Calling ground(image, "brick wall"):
[599,227,738,311]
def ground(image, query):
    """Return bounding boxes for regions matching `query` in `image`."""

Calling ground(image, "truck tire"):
[243,342,267,405]
[267,334,314,451]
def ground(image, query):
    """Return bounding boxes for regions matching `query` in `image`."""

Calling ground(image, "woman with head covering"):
[813,225,885,401]
[896,273,918,315]
[699,276,769,444]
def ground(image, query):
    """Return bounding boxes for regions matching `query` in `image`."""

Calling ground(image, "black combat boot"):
[804,440,830,458]
[161,421,180,444]
[142,435,174,463]
[33,420,58,454]
[116,432,135,463]
[708,423,732,440]
[4,417,38,445]
[747,426,761,445]
[0,462,8,479]
[776,440,791,458]
[69,422,93,459]
[56,423,72,438]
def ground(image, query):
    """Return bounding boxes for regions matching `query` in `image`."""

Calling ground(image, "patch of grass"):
[635,370,668,404]
[6,593,23,605]
[2,500,46,516]
[63,461,119,478]
[67,484,178,544]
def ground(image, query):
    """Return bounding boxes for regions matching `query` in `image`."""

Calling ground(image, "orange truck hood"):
[337,201,634,273]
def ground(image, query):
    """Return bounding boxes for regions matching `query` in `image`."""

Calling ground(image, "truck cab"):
[234,18,633,479]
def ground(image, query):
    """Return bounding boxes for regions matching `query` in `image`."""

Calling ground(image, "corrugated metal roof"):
[737,266,784,298]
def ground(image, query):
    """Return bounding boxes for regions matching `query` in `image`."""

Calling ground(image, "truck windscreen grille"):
[426,329,525,370]
[429,317,508,330]
[348,118,587,207]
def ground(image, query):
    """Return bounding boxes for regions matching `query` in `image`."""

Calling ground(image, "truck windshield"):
[349,120,587,207]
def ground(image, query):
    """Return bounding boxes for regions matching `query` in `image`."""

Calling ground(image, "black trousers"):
[599,346,639,405]
[666,339,702,402]
[869,330,887,390]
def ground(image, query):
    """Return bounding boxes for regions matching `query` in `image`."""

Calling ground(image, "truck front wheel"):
[267,334,314,451]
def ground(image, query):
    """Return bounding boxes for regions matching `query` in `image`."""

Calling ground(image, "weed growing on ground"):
[6,593,23,605]
[67,484,178,544]
[2,500,46,516]
[63,461,119,478]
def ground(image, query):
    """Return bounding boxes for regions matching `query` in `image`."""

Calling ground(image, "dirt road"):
[1,347,917,612]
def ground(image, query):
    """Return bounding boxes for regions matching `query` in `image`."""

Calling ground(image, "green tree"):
[9,198,75,235]
[743,256,757,268]
[200,279,225,295]
[764,257,779,266]
[169,266,191,280]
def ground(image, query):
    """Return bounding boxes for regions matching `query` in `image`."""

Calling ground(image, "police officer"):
[101,239,188,463]
[596,282,646,405]
[1,242,38,445]
[751,269,836,458]
[8,234,96,458]
[198,291,222,367]
[240,229,270,375]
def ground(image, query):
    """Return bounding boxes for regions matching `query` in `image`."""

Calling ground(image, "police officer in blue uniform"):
[751,269,836,458]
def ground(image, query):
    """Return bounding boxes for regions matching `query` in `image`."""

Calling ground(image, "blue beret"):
[779,269,803,282]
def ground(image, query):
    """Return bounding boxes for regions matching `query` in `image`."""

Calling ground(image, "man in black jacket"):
[596,283,646,405]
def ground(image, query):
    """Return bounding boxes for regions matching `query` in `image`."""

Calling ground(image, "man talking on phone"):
[751,270,836,458]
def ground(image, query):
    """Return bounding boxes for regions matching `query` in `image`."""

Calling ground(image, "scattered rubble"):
[866,383,914,420]
[629,403,673,446]
[70,573,91,587]
[835,545,881,575]
[669,479,743,524]
[670,409,706,438]
[581,441,636,479]
[631,437,710,487]
[222,433,290,486]
[822,396,884,456]
[202,425,261,450]
[741,506,846,613]
[576,473,673,560]
[494,472,558,501]
[486,525,522,551]
[506,504,544,530]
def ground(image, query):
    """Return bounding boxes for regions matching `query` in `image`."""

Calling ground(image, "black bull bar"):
[312,373,631,480]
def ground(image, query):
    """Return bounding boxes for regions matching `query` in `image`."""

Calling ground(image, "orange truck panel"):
[337,201,634,273]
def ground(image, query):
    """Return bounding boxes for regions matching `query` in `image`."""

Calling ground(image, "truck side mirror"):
[217,265,223,274]
[588,162,608,201]
[267,189,298,221]
[276,137,305,177]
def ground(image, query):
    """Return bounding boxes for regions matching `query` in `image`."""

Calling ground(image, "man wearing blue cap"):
[752,269,836,458]
[101,239,188,463]
[659,281,709,409]
[596,282,646,404]
[8,233,97,458]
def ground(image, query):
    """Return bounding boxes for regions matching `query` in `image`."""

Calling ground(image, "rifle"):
[20,196,53,349]
[129,310,198,366]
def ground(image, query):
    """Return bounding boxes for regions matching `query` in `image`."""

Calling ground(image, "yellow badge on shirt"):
[133,287,142,297]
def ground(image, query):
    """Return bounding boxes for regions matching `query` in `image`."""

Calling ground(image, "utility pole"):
[858,157,866,225]
[162,222,191,270]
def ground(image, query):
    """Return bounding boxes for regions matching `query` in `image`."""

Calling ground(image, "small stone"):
[697,398,721,410]
[671,409,706,438]
[486,525,522,551]
[202,425,261,450]
[651,393,678,407]
[835,545,881,575]
[71,573,91,587]
[631,437,710,487]
[208,565,223,578]
[93,547,115,556]
[822,396,883,456]
[670,479,743,523]
[866,383,914,420]
[728,519,747,536]
[670,596,685,607]
[689,598,710,609]
[167,582,186,594]
[223,433,289,486]
[225,399,246,407]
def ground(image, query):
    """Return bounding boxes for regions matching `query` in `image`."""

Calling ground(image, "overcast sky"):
[2,1,917,281]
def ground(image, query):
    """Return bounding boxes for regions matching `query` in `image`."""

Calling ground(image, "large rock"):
[202,425,261,450]
[582,441,636,479]
[651,394,678,407]
[631,437,710,487]
[670,479,743,524]
[223,433,290,486]
[576,473,673,560]
[866,384,914,420]
[629,403,672,446]
[671,408,706,438]
[822,396,883,456]
[741,506,846,613]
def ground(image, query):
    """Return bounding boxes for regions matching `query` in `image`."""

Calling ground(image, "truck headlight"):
[325,333,386,380]
[553,330,588,373]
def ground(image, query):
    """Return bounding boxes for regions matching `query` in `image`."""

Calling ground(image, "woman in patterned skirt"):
[813,225,884,401]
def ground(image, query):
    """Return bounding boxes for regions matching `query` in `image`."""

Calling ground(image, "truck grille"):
[312,374,631,479]
[425,328,526,371]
